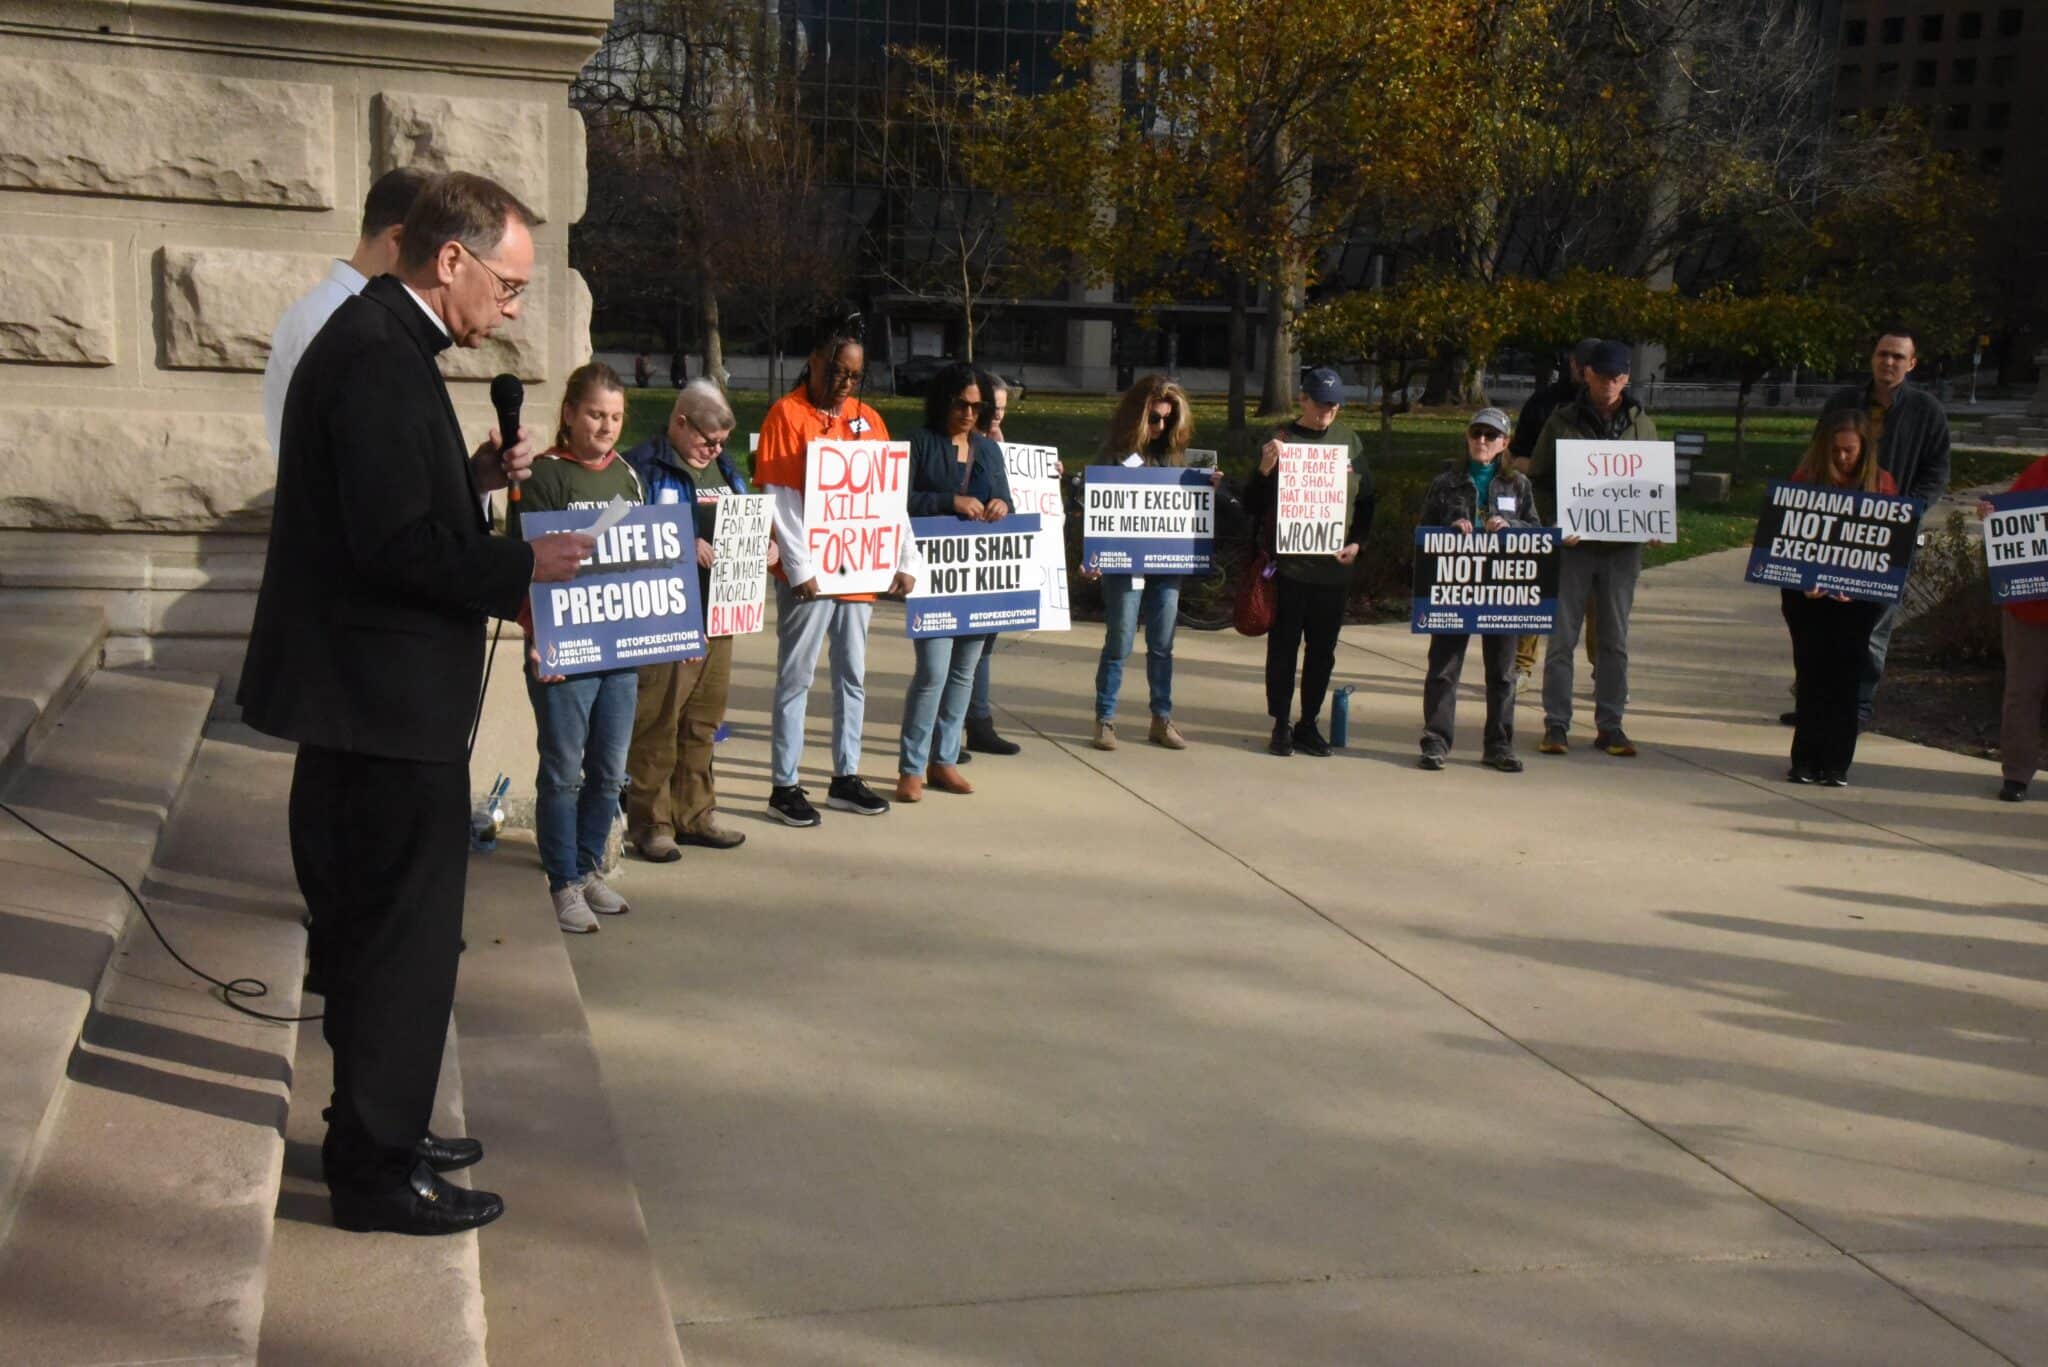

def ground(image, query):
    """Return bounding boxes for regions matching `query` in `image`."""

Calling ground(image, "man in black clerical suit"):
[241,172,593,1235]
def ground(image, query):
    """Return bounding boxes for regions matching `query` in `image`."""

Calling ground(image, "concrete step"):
[260,1015,489,1366]
[0,584,258,639]
[107,637,253,719]
[0,725,306,1366]
[0,606,105,787]
[0,667,215,1244]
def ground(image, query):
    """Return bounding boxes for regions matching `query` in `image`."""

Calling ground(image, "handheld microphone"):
[490,373,524,501]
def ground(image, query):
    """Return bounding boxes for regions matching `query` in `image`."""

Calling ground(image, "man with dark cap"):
[1511,337,1601,475]
[1526,339,1659,759]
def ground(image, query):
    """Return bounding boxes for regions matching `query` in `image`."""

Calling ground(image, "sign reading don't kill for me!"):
[803,438,911,595]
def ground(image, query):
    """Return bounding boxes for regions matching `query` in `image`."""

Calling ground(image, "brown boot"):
[1148,715,1187,750]
[893,774,925,803]
[926,764,974,795]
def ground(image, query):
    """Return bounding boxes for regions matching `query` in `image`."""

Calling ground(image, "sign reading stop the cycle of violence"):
[1984,490,2048,606]
[1081,466,1215,574]
[1745,481,1923,603]
[1411,527,1562,634]
[1274,443,1351,555]
[523,503,707,675]
[1555,439,1678,543]
[999,443,1072,630]
[705,492,772,636]
[905,514,1046,639]
[802,438,912,595]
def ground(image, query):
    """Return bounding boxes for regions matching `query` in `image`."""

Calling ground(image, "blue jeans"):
[1856,602,1900,723]
[1095,575,1179,722]
[528,668,637,891]
[771,581,871,789]
[900,634,987,774]
[968,634,996,723]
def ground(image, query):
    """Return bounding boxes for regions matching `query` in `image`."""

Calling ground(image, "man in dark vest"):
[240,172,593,1235]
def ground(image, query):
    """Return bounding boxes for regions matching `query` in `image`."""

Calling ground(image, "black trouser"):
[1266,576,1347,723]
[291,744,468,1191]
[1781,591,1885,777]
[1423,633,1518,756]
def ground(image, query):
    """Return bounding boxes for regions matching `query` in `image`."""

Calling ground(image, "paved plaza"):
[557,548,2047,1365]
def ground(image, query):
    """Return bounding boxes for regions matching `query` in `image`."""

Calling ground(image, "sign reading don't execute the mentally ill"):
[1411,527,1560,634]
[1744,480,1923,603]
[1081,466,1215,574]
[523,504,707,675]
[1554,439,1678,543]
[905,514,1045,639]
[1982,489,2048,606]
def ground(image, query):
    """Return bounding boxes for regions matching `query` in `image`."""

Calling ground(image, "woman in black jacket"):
[895,362,1012,801]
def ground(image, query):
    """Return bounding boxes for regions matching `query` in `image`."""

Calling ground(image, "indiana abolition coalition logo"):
[544,642,559,668]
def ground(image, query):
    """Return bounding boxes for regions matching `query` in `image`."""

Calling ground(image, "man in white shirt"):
[262,167,436,457]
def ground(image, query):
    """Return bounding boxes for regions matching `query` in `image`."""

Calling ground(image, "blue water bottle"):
[1330,685,1354,748]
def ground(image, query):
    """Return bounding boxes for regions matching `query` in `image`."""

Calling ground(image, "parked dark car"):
[891,356,1027,401]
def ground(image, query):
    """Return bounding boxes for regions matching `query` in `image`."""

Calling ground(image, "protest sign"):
[803,438,912,595]
[1000,443,1071,631]
[1274,443,1350,555]
[1745,480,1923,603]
[1554,439,1678,543]
[1081,467,1214,574]
[706,492,772,636]
[905,515,1045,639]
[1984,490,2048,606]
[523,504,706,675]
[1411,527,1561,634]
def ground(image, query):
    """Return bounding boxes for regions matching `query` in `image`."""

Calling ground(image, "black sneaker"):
[1999,780,2028,803]
[1291,721,1332,757]
[1787,766,1819,785]
[827,775,891,816]
[1539,726,1568,755]
[1595,730,1638,758]
[768,785,821,827]
[1418,748,1447,771]
[1484,751,1524,773]
[1267,719,1293,756]
[965,718,1022,756]
[1820,771,1849,789]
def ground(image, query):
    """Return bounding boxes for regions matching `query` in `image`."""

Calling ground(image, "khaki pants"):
[626,635,734,837]
[2002,614,2048,784]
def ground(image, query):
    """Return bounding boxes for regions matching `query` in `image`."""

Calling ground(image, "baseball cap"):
[1301,367,1345,405]
[1468,407,1511,435]
[1572,337,1603,367]
[1588,339,1632,377]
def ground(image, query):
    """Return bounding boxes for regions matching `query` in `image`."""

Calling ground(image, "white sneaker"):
[553,882,600,934]
[582,871,630,916]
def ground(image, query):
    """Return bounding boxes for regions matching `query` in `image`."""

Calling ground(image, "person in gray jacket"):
[1418,408,1542,771]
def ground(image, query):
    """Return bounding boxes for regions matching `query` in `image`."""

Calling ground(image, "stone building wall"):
[0,0,611,699]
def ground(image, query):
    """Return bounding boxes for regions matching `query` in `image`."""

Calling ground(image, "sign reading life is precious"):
[1554,439,1678,543]
[1274,443,1350,555]
[523,504,707,675]
[802,438,911,595]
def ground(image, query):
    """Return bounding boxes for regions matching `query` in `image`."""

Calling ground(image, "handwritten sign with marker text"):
[1555,440,1677,543]
[706,493,771,636]
[802,438,911,595]
[1000,443,1071,630]
[1274,443,1349,555]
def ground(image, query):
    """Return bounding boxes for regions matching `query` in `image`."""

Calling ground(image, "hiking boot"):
[633,828,682,863]
[1291,721,1332,758]
[1595,730,1638,758]
[553,883,599,934]
[965,717,1021,756]
[1999,780,2028,803]
[827,774,891,815]
[768,785,821,827]
[581,872,630,916]
[1539,726,1568,755]
[1484,750,1524,773]
[1149,715,1187,750]
[893,774,925,803]
[1267,720,1294,756]
[677,824,745,849]
[1092,719,1118,751]
[927,764,974,795]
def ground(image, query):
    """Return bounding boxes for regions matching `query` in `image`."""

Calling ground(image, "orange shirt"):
[755,384,890,597]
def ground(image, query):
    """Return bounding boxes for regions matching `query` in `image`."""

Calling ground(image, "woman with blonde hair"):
[1082,374,1214,750]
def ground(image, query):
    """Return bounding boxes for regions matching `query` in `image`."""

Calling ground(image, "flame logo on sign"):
[544,642,559,668]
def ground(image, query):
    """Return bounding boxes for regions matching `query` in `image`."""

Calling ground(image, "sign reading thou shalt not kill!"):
[905,514,1046,639]
[802,438,912,595]
[1411,527,1561,634]
[1982,489,2048,605]
[1745,480,1924,603]
[1274,443,1350,555]
[523,502,707,675]
[1081,466,1215,574]
[706,492,772,636]
[1554,439,1678,543]
[999,443,1072,630]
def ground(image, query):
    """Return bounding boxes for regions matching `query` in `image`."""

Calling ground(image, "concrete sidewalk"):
[554,548,2046,1365]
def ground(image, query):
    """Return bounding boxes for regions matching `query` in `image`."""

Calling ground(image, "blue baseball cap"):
[1588,340,1633,377]
[1301,367,1345,405]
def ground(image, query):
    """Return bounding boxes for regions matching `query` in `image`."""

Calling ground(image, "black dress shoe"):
[330,1160,504,1236]
[417,1130,483,1173]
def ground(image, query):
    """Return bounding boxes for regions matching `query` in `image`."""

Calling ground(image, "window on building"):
[1991,53,2015,84]
[1839,63,1863,89]
[1882,15,1905,42]
[1921,13,1944,41]
[1982,146,2005,170]
[1986,101,2011,129]
[1946,103,1972,131]
[1960,11,1983,38]
[1997,7,2023,37]
[1914,58,1939,86]
[1954,56,1978,84]
[1875,61,1901,92]
[1844,16,1868,45]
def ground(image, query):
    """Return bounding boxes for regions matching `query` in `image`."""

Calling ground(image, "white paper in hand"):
[586,495,632,538]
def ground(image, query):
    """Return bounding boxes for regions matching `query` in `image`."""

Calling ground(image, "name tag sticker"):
[1498,496,1518,512]
[849,418,871,435]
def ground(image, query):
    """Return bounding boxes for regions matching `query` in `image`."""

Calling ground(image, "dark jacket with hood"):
[1419,457,1542,530]
[624,431,750,601]
[1527,390,1658,556]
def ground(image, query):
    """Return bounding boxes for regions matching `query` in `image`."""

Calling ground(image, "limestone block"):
[159,247,330,371]
[441,269,548,383]
[568,269,593,369]
[0,237,115,366]
[374,92,549,222]
[0,57,334,208]
[568,110,589,226]
[0,409,271,531]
